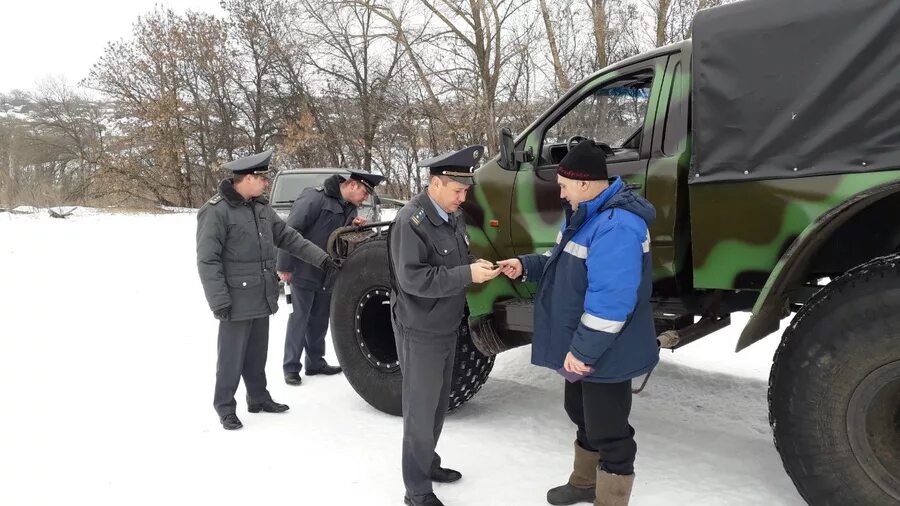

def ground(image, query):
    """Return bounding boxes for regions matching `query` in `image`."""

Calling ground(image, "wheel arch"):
[737,180,900,351]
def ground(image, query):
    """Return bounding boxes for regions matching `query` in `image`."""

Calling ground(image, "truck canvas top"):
[690,0,900,184]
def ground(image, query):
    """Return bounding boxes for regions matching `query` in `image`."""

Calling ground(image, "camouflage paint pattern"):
[459,38,900,326]
[690,171,900,289]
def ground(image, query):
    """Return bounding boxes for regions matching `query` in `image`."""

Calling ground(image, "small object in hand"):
[284,283,293,311]
[557,366,589,383]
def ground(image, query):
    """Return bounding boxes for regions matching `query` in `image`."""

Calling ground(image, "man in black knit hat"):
[498,140,658,506]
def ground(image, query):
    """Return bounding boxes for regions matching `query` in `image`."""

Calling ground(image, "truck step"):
[657,314,731,350]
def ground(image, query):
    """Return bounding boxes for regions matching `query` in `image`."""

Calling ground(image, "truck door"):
[508,56,669,293]
[644,51,691,297]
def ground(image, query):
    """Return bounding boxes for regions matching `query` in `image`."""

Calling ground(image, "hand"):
[321,257,343,291]
[320,256,342,271]
[352,217,368,226]
[277,271,292,283]
[497,258,523,279]
[213,306,231,321]
[564,352,592,375]
[475,258,493,266]
[470,261,501,283]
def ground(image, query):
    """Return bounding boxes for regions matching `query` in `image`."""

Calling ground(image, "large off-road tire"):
[330,238,495,416]
[769,254,900,505]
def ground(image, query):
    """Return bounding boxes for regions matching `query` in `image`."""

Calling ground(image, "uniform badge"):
[208,194,223,205]
[411,208,425,226]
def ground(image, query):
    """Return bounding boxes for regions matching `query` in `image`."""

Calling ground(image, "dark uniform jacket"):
[276,175,357,291]
[389,191,474,336]
[197,179,329,321]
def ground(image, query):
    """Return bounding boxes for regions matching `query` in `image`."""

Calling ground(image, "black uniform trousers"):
[214,317,273,417]
[394,322,457,498]
[282,286,331,373]
[564,379,636,476]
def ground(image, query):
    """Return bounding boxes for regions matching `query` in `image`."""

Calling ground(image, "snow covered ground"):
[0,209,805,505]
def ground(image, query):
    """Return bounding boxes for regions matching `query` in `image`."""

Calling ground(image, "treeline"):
[0,0,725,209]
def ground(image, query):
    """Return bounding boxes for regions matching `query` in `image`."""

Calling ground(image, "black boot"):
[284,372,302,386]
[220,413,243,430]
[247,400,290,413]
[546,484,595,505]
[430,467,462,483]
[305,363,342,376]
[403,493,444,506]
[546,441,598,505]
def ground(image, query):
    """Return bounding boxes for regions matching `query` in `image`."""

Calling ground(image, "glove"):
[321,257,343,291]
[213,306,231,320]
[320,256,342,271]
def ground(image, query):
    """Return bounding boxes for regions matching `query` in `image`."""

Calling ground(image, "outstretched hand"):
[497,258,523,279]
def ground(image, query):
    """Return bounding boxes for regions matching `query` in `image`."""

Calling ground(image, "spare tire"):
[330,238,495,416]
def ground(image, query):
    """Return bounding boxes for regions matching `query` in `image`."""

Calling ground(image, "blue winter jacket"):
[519,177,659,383]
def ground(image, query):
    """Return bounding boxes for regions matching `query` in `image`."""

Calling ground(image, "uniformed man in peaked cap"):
[388,145,501,506]
[277,169,385,385]
[196,148,341,430]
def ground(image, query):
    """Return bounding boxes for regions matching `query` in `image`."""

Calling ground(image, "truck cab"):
[330,2,900,503]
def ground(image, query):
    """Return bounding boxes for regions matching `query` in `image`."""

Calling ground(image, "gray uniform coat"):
[276,175,357,291]
[389,191,474,336]
[197,179,329,321]
[388,190,476,498]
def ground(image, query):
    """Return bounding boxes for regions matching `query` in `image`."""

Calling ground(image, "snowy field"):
[0,209,805,505]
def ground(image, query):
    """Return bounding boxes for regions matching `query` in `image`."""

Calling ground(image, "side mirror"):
[498,126,517,170]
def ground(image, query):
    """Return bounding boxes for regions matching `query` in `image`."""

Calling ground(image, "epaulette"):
[315,186,325,192]
[410,207,426,226]
[207,194,223,205]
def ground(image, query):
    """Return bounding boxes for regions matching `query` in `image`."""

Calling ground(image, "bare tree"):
[644,0,726,47]
[174,12,242,195]
[29,77,109,203]
[222,0,282,154]
[539,0,571,91]
[299,0,404,173]
[354,0,451,131]
[418,0,535,153]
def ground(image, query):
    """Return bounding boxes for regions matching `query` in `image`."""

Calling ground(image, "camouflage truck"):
[326,0,900,504]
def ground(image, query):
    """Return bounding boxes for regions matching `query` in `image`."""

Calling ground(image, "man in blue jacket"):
[498,140,658,506]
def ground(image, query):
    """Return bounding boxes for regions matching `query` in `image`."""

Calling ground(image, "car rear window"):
[271,173,339,204]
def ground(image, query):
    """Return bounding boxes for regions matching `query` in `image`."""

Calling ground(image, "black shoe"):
[430,467,462,483]
[305,363,342,376]
[247,400,290,413]
[404,493,444,506]
[546,483,595,505]
[220,413,243,430]
[284,372,302,386]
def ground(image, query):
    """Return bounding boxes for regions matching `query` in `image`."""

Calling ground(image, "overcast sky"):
[1,0,223,94]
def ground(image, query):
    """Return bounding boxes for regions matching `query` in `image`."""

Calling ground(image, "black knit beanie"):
[556,140,611,181]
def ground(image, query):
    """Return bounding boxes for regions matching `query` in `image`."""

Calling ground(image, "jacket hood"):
[595,177,656,225]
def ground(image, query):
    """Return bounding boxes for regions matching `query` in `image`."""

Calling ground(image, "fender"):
[737,180,900,351]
